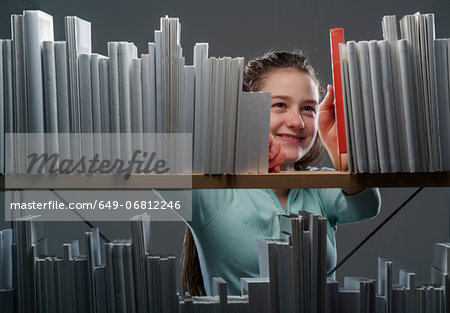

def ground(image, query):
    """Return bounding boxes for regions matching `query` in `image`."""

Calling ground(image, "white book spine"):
[356,41,379,173]
[90,54,103,160]
[382,15,409,172]
[236,93,254,173]
[141,54,152,134]
[339,43,356,173]
[368,40,390,173]
[107,42,121,163]
[54,41,71,161]
[397,39,420,172]
[78,53,94,166]
[130,58,144,158]
[435,39,450,171]
[425,14,441,171]
[347,41,368,173]
[148,43,157,133]
[11,15,28,134]
[42,41,60,164]
[24,11,53,162]
[154,31,163,133]
[183,65,195,174]
[118,42,133,163]
[42,42,59,134]
[99,58,111,162]
[193,43,209,173]
[377,40,401,172]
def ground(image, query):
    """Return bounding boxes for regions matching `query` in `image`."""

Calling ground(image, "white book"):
[347,41,368,173]
[255,80,271,174]
[78,53,94,166]
[99,58,111,161]
[377,258,392,313]
[42,41,59,134]
[24,10,53,163]
[193,43,210,173]
[123,243,137,313]
[247,92,261,174]
[118,42,133,163]
[424,14,441,171]
[397,39,420,172]
[65,16,91,163]
[42,41,60,168]
[146,43,157,134]
[183,65,195,173]
[130,58,144,157]
[130,213,151,313]
[339,43,356,173]
[154,32,163,133]
[107,42,121,163]
[0,229,13,290]
[435,39,450,171]
[356,41,379,173]
[54,41,71,161]
[104,243,116,313]
[209,57,226,174]
[94,267,108,313]
[141,53,154,168]
[91,54,105,160]
[11,16,28,173]
[398,269,415,313]
[382,15,409,172]
[235,92,254,173]
[368,41,390,173]
[377,40,401,172]
[223,58,241,174]
[400,14,428,172]
[11,15,28,134]
[113,242,127,312]
[141,53,152,133]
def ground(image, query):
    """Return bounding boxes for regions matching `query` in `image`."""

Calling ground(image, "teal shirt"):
[188,186,381,295]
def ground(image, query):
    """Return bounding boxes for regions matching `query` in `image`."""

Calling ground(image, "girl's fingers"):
[269,149,285,169]
[319,84,334,111]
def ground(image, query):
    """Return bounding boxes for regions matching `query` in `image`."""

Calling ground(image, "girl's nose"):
[287,111,305,129]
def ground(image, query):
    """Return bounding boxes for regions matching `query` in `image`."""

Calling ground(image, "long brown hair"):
[181,51,325,296]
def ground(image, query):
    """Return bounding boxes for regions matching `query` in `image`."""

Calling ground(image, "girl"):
[182,51,381,296]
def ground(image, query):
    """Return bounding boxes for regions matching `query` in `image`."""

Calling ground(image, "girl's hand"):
[318,85,339,169]
[269,136,285,173]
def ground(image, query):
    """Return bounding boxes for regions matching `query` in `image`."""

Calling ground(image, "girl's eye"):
[303,106,315,112]
[272,103,286,109]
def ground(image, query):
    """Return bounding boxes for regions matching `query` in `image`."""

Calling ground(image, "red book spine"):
[329,28,347,170]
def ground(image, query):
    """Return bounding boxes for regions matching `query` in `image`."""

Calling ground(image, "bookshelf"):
[2,171,450,189]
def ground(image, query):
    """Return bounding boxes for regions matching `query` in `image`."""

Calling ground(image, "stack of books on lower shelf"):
[0,10,271,176]
[332,12,450,174]
[0,212,448,313]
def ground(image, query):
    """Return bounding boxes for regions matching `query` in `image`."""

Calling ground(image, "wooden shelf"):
[2,171,450,189]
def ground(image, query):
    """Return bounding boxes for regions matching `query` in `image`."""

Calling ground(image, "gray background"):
[1,0,450,288]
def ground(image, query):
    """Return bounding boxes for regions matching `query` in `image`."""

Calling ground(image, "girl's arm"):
[318,85,363,196]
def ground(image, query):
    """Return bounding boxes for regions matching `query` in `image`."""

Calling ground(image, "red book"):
[329,28,347,170]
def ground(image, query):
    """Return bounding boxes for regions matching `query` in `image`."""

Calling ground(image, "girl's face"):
[261,68,319,169]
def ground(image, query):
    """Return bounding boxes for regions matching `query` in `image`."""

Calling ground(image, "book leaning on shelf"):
[331,12,450,174]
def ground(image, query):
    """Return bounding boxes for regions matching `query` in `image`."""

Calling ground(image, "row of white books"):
[0,10,270,175]
[1,213,448,313]
[340,12,450,173]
